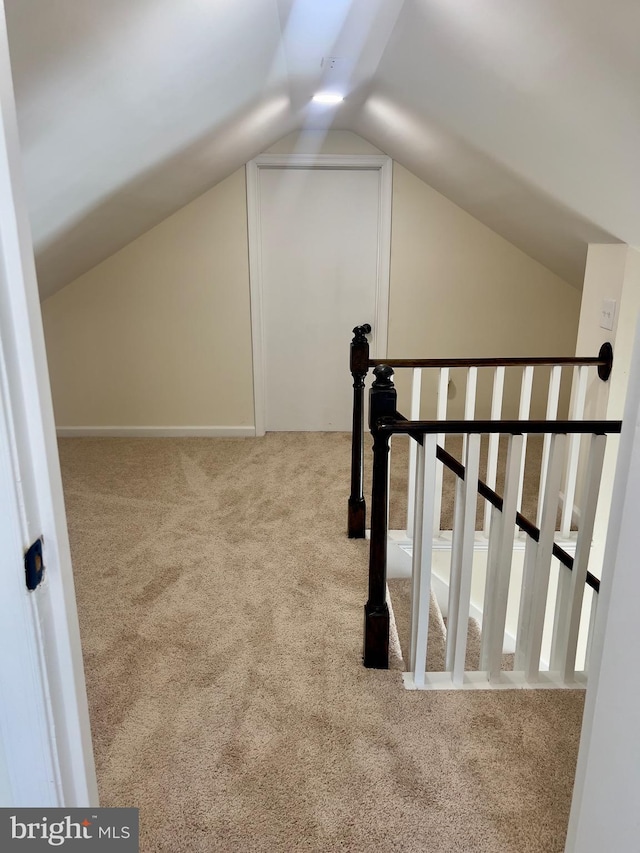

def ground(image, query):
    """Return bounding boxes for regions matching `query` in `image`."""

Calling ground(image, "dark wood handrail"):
[370,355,603,368]
[376,418,623,437]
[368,341,613,381]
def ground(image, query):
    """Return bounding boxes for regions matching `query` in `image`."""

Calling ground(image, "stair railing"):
[348,325,614,540]
[362,364,622,690]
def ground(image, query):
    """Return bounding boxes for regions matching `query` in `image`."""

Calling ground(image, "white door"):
[254,165,387,431]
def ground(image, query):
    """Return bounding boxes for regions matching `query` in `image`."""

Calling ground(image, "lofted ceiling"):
[5,0,638,298]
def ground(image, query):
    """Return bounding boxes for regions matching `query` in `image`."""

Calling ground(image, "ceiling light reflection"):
[312,92,345,105]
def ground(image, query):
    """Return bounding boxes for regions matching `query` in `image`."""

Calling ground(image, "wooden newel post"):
[348,324,371,538]
[363,364,396,669]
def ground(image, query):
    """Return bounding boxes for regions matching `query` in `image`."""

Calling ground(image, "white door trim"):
[0,353,61,806]
[246,154,392,436]
[0,2,97,806]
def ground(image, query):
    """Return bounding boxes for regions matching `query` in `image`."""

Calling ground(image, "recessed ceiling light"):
[312,92,344,105]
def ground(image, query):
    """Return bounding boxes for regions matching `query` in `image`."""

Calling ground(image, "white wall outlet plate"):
[600,299,616,331]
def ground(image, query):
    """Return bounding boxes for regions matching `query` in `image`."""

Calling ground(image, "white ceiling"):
[5,0,637,298]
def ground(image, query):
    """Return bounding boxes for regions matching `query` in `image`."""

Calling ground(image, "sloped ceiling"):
[5,0,638,299]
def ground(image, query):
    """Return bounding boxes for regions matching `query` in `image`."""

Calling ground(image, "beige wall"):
[42,168,254,429]
[389,163,581,418]
[42,131,582,430]
[576,244,629,422]
[574,244,640,578]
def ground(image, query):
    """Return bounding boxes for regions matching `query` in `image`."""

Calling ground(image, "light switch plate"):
[600,299,616,331]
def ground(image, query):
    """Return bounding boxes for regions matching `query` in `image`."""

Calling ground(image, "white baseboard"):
[56,426,256,438]
[403,670,587,691]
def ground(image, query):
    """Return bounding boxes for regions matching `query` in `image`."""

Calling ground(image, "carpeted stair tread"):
[388,577,516,673]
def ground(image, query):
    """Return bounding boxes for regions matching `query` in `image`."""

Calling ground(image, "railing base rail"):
[402,670,588,691]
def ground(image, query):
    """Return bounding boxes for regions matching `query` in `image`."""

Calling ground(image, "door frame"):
[246,154,392,436]
[0,2,97,806]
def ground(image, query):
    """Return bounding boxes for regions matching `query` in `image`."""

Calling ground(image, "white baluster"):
[516,366,534,512]
[464,365,477,429]
[436,367,449,421]
[446,433,481,685]
[483,366,505,536]
[480,433,524,680]
[461,367,477,458]
[406,368,422,538]
[514,536,538,670]
[433,367,449,536]
[584,588,598,674]
[561,366,588,537]
[550,564,572,671]
[409,434,438,688]
[481,503,502,672]
[555,434,607,682]
[536,365,562,527]
[524,433,567,682]
[445,477,465,671]
[464,367,477,419]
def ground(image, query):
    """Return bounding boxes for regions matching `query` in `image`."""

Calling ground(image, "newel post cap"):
[372,364,394,387]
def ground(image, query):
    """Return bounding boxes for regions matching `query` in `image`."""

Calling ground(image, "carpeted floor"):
[59,433,583,853]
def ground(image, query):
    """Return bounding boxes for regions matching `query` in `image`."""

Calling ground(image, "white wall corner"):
[565,313,640,852]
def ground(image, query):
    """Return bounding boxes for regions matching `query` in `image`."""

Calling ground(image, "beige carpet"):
[60,433,583,853]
